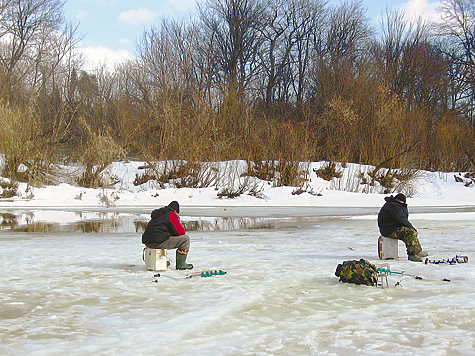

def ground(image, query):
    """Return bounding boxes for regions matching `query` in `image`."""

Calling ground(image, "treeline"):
[0,0,474,188]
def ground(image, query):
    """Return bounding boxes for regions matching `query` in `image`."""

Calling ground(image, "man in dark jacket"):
[142,201,193,270]
[378,193,428,262]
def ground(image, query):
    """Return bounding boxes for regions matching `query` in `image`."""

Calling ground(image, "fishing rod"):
[152,269,227,281]
[376,266,451,282]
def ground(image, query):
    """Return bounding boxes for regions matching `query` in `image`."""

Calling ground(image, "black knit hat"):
[394,193,406,203]
[168,201,180,213]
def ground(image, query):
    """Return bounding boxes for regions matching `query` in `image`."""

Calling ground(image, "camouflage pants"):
[389,227,422,256]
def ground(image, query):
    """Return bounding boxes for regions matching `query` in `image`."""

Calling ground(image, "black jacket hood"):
[384,195,407,207]
[151,206,173,219]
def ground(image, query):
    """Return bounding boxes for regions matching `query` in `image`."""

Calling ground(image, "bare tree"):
[375,9,427,97]
[138,20,197,99]
[323,0,370,66]
[258,0,325,105]
[310,0,371,110]
[373,9,458,170]
[437,0,475,121]
[190,20,220,108]
[291,0,326,105]
[198,0,265,100]
[0,0,67,102]
[0,0,11,17]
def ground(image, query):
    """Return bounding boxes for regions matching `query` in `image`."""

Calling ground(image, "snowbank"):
[0,161,473,209]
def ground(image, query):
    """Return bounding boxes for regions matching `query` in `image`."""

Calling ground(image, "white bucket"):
[378,236,399,260]
[144,248,168,271]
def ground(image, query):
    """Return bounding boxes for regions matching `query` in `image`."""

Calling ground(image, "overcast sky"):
[63,0,441,71]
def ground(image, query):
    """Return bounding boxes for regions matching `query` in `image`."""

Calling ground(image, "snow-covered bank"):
[0,161,473,209]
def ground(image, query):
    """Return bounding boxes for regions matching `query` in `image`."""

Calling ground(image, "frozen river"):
[1,206,475,355]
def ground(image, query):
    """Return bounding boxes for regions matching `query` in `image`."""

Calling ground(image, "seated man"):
[377,193,428,262]
[142,201,193,270]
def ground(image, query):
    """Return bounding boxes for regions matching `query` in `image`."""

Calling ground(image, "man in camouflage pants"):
[377,193,428,262]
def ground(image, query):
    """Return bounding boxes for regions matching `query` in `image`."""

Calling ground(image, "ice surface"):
[1,208,474,355]
[1,160,474,354]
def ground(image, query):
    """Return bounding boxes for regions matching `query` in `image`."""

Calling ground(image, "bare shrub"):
[0,106,35,181]
[76,118,126,188]
[0,105,61,185]
[0,178,18,198]
[391,169,423,197]
[330,164,372,193]
[245,160,309,187]
[314,161,342,181]
[292,183,322,196]
[135,160,222,189]
[324,162,422,196]
[276,161,310,187]
[325,163,372,193]
[454,172,475,187]
[367,168,396,192]
[434,115,473,171]
[133,171,156,186]
[217,176,265,199]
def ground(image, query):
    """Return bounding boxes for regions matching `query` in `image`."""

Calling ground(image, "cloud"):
[119,8,157,25]
[399,0,442,23]
[79,46,135,72]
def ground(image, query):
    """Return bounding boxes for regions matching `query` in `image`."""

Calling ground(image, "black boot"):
[176,250,193,270]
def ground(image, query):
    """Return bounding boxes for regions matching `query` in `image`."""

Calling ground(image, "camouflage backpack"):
[335,259,378,286]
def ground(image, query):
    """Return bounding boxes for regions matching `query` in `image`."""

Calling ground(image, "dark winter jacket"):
[377,195,416,237]
[142,206,186,246]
